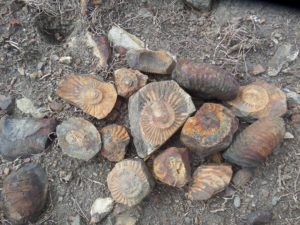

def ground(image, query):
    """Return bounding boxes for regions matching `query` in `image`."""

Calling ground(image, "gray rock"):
[90,197,114,224]
[108,26,145,50]
[246,210,273,225]
[56,117,101,161]
[59,56,72,65]
[0,95,14,113]
[128,81,195,158]
[68,215,81,225]
[184,0,213,11]
[0,116,57,160]
[268,43,299,76]
[16,97,49,118]
[283,88,300,104]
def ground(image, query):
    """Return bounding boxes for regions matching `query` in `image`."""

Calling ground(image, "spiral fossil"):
[107,159,154,206]
[57,75,117,119]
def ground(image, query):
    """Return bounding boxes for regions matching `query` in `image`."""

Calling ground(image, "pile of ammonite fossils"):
[1,31,288,224]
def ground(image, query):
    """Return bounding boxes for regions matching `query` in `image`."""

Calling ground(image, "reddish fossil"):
[227,80,287,120]
[223,117,285,168]
[172,59,240,100]
[57,75,117,119]
[181,103,238,157]
[188,164,232,201]
[100,124,130,162]
[3,164,48,224]
[152,147,191,188]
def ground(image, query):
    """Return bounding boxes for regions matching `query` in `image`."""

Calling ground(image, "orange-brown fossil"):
[172,59,239,100]
[107,159,155,206]
[181,103,238,157]
[227,80,287,120]
[57,75,117,119]
[3,164,48,224]
[188,164,232,201]
[152,147,191,188]
[114,68,148,98]
[223,117,285,167]
[100,124,130,162]
[126,49,175,75]
[128,80,195,158]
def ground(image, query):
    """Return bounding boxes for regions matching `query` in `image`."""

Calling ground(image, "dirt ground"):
[0,0,300,224]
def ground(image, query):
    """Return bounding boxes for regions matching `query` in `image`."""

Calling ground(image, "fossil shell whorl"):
[57,75,117,119]
[114,68,148,98]
[100,124,130,162]
[107,159,155,206]
[172,59,240,100]
[188,164,232,201]
[57,117,101,161]
[3,164,48,224]
[223,117,285,168]
[227,80,287,120]
[126,49,175,75]
[153,147,191,188]
[128,80,196,158]
[181,103,238,158]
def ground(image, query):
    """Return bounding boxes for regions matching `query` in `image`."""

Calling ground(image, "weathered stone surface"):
[188,164,232,201]
[90,197,114,224]
[56,117,101,161]
[126,49,175,75]
[128,80,195,158]
[108,26,144,50]
[114,68,148,98]
[268,43,298,76]
[107,159,155,206]
[0,116,57,161]
[16,97,49,118]
[3,164,48,224]
[184,0,213,11]
[0,95,14,113]
[86,32,112,68]
[172,59,239,100]
[227,80,287,120]
[100,124,130,162]
[181,103,238,158]
[223,117,285,168]
[153,147,191,188]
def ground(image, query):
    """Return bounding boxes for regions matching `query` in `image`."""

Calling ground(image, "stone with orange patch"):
[223,117,285,168]
[188,164,232,201]
[227,80,287,120]
[152,147,191,188]
[181,103,238,158]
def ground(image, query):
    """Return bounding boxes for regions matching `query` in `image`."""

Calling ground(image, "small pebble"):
[49,101,64,112]
[233,195,241,208]
[284,132,294,139]
[59,56,72,65]
[4,167,10,176]
[252,64,266,75]
[272,196,280,206]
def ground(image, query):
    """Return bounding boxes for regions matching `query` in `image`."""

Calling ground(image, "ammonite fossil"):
[3,164,48,224]
[223,117,285,168]
[114,68,148,98]
[107,159,155,206]
[181,103,238,158]
[100,124,130,162]
[128,80,196,158]
[56,117,101,161]
[172,59,240,100]
[188,164,232,201]
[0,116,57,161]
[227,80,287,120]
[57,75,117,119]
[126,49,175,75]
[152,147,191,188]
